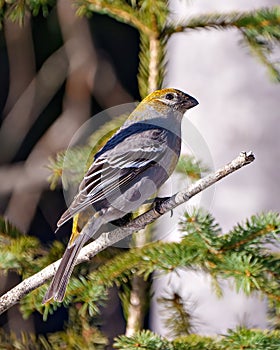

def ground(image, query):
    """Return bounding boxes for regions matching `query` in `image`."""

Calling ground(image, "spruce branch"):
[114,328,280,349]
[163,7,280,80]
[176,155,209,180]
[242,33,280,82]
[219,212,280,252]
[158,292,195,338]
[138,32,167,98]
[163,7,280,35]
[147,34,161,94]
[77,0,153,36]
[0,152,255,315]
[114,329,170,349]
[19,210,279,318]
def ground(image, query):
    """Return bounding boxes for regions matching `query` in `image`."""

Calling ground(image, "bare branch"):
[0,152,255,315]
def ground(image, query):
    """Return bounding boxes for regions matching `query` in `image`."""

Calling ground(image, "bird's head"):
[124,88,198,128]
[143,88,199,114]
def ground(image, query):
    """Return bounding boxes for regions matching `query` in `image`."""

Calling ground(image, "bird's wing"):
[57,127,169,227]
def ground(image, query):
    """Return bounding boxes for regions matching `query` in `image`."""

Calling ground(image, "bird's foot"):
[153,196,172,216]
[110,212,133,227]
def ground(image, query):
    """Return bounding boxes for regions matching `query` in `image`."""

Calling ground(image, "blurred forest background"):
[0,0,280,349]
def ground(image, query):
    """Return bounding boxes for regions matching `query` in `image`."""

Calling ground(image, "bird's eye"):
[165,93,175,100]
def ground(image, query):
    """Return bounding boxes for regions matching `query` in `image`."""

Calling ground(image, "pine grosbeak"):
[43,88,198,303]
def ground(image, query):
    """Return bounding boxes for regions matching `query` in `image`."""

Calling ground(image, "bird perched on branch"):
[43,88,198,303]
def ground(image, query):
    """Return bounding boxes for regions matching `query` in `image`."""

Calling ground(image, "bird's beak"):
[177,94,198,113]
[185,95,199,110]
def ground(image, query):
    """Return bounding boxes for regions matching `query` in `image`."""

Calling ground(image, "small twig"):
[0,152,255,315]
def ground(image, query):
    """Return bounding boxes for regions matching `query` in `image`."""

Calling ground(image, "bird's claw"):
[154,196,170,215]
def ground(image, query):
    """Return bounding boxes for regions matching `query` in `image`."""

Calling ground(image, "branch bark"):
[148,34,160,94]
[0,152,255,315]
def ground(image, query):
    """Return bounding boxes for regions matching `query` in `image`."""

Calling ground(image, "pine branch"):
[172,334,218,350]
[16,211,280,317]
[0,151,255,315]
[220,327,280,349]
[176,155,209,180]
[138,31,167,98]
[219,212,280,252]
[76,0,153,36]
[147,33,160,93]
[0,218,44,276]
[243,33,280,82]
[158,292,195,338]
[115,329,170,349]
[164,7,280,81]
[164,7,280,35]
[0,329,46,350]
[2,0,55,27]
[114,328,280,349]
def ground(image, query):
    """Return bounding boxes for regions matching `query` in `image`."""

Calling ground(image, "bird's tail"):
[43,219,102,304]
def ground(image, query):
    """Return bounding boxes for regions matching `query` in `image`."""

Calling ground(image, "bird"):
[43,88,198,303]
